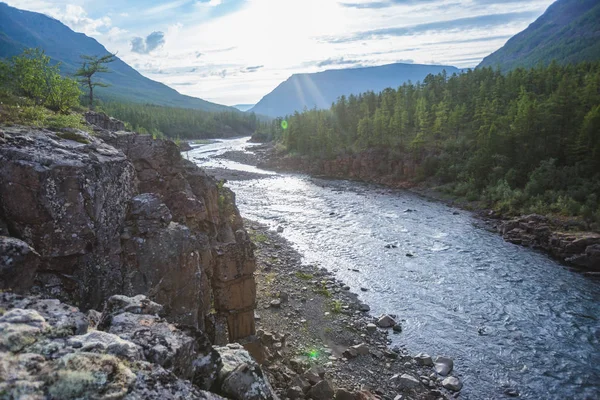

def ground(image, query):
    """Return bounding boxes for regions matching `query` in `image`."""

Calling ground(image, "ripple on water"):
[195,138,600,400]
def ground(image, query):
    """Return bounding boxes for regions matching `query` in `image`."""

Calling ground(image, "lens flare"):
[281,120,288,130]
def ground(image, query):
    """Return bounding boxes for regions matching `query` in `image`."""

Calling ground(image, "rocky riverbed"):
[248,220,462,400]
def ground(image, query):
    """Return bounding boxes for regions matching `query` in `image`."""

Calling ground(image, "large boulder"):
[214,343,278,400]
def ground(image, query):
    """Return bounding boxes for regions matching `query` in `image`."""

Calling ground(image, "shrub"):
[4,48,80,113]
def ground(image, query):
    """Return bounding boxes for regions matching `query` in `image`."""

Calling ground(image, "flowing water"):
[189,137,600,399]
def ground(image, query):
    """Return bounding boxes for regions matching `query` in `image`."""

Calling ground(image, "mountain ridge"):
[249,62,461,118]
[478,0,600,70]
[0,2,233,112]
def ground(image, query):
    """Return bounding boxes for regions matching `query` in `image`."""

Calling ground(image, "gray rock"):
[442,376,462,391]
[366,323,377,333]
[290,375,311,393]
[392,324,403,332]
[270,299,282,308]
[335,388,355,400]
[395,373,420,389]
[351,343,369,356]
[214,343,277,400]
[308,379,335,400]
[0,309,48,352]
[434,356,454,376]
[67,330,143,360]
[414,353,433,366]
[287,386,305,399]
[358,303,370,312]
[377,315,396,328]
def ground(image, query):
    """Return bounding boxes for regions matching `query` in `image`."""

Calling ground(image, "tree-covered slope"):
[249,63,460,118]
[0,2,232,112]
[478,0,600,71]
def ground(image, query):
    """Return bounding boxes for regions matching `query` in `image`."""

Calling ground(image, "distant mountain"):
[249,63,460,118]
[0,2,232,112]
[233,104,255,112]
[478,0,600,71]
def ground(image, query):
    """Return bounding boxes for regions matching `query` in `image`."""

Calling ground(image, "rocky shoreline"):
[247,220,462,400]
[245,144,600,273]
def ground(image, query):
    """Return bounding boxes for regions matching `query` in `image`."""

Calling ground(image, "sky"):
[7,0,555,106]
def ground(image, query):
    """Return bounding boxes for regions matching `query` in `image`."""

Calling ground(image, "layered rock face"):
[0,121,257,342]
[500,214,600,270]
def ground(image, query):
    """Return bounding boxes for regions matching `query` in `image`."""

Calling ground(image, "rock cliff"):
[0,116,270,398]
[0,118,257,342]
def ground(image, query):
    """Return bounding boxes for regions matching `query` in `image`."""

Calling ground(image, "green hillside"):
[478,0,600,71]
[0,2,232,112]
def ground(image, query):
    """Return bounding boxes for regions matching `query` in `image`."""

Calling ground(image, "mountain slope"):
[0,2,232,112]
[478,0,600,71]
[249,63,460,118]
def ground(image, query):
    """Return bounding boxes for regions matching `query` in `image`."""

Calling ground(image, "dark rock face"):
[0,124,257,341]
[0,126,136,305]
[500,215,600,270]
[0,236,40,292]
[0,293,274,399]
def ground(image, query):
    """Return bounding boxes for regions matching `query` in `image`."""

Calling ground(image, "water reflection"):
[193,138,600,400]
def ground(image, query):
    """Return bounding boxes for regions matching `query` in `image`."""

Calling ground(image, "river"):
[188,137,600,400]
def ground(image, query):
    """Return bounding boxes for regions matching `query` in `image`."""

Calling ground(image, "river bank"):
[242,144,600,273]
[247,219,461,400]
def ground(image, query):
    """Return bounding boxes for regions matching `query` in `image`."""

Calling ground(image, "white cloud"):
[5,0,556,105]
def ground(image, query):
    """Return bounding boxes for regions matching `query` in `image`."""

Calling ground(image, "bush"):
[4,48,80,113]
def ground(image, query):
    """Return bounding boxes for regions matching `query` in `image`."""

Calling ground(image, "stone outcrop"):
[0,123,257,343]
[0,293,276,399]
[85,110,126,131]
[499,214,600,270]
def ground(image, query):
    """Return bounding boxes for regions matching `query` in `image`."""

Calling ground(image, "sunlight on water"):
[194,138,600,400]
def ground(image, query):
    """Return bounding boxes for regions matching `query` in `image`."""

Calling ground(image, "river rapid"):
[189,137,600,399]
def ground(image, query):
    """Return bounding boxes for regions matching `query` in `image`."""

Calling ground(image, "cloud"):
[317,57,361,67]
[130,31,166,54]
[324,11,540,43]
[244,65,264,72]
[53,4,111,36]
[340,0,437,9]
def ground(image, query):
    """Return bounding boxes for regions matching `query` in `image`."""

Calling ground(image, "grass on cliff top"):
[0,89,89,132]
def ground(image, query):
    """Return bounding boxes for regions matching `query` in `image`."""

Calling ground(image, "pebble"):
[270,299,281,308]
[366,323,377,333]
